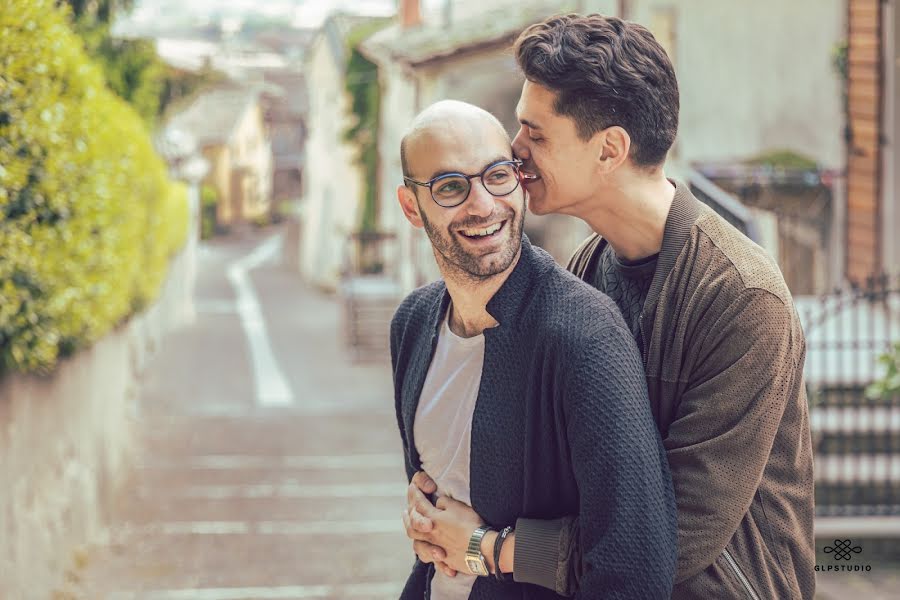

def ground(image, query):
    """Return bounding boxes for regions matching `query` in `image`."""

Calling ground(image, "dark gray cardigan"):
[389,238,677,600]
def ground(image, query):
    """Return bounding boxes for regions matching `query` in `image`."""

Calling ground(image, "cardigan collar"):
[422,235,545,337]
[642,181,701,317]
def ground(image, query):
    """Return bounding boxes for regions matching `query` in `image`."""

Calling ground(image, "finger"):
[403,509,431,539]
[438,562,458,578]
[410,503,434,533]
[429,545,446,562]
[413,540,438,563]
[434,495,464,510]
[411,471,438,494]
[408,483,438,520]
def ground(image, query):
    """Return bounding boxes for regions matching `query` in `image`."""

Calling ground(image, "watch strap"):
[466,525,492,576]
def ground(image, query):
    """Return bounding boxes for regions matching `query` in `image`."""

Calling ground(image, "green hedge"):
[0,0,188,375]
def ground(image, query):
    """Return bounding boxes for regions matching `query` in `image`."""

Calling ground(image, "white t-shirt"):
[413,307,485,600]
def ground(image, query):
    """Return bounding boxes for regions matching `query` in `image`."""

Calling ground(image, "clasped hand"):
[402,471,485,577]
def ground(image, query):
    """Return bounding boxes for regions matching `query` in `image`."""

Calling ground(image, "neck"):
[438,248,522,338]
[573,171,675,261]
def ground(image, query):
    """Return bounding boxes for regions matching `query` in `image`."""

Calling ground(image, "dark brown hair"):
[514,13,679,167]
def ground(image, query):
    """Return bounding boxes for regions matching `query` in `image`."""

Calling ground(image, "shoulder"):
[530,251,633,349]
[565,232,604,276]
[679,213,802,351]
[690,205,792,307]
[391,280,444,334]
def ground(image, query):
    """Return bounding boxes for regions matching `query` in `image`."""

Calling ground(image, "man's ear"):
[398,184,424,228]
[595,126,631,174]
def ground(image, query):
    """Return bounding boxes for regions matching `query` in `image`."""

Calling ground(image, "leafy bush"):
[62,0,165,128]
[344,19,391,235]
[867,342,900,400]
[746,149,818,171]
[0,0,188,374]
[200,184,218,240]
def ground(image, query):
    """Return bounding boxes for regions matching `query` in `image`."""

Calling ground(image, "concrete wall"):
[372,60,422,292]
[299,32,365,291]
[0,234,196,599]
[620,0,845,169]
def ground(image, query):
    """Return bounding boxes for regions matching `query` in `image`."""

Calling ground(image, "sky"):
[118,0,398,31]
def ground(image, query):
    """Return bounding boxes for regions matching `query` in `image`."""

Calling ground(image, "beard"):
[418,196,525,282]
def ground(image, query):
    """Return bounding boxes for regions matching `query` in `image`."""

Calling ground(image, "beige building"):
[299,13,374,290]
[168,86,274,230]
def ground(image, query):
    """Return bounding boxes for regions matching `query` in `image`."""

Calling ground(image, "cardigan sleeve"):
[554,323,676,600]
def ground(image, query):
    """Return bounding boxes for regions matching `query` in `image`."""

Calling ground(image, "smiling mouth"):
[520,171,541,182]
[459,220,506,239]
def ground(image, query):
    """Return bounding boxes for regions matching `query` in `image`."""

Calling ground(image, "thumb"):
[413,471,438,494]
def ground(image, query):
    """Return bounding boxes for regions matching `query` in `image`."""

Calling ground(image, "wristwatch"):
[465,526,492,576]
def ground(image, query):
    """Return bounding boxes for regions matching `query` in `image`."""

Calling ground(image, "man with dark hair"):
[404,13,815,600]
[391,99,676,599]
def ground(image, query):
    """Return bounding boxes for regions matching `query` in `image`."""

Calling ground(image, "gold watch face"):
[465,556,488,576]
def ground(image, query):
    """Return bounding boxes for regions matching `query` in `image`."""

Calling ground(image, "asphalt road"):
[70,226,412,600]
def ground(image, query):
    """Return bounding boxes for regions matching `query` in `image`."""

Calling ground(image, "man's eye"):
[488,171,510,182]
[437,181,465,194]
[530,136,543,143]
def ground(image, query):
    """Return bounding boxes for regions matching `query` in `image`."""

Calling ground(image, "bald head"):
[400,100,510,180]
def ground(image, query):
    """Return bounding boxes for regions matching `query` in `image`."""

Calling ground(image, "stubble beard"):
[419,199,525,284]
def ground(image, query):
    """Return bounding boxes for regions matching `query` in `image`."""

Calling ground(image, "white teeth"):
[462,222,503,237]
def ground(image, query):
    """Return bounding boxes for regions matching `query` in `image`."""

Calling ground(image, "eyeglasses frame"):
[403,158,524,208]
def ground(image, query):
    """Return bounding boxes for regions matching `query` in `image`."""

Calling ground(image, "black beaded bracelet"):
[493,526,514,582]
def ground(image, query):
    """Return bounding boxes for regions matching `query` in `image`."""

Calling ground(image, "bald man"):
[389,100,677,600]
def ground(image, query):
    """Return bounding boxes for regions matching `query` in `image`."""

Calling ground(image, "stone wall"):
[0,247,195,599]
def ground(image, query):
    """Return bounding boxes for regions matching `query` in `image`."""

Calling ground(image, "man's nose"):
[511,127,530,161]
[464,180,495,217]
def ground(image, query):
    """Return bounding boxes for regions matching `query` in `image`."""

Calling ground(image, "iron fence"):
[797,273,900,518]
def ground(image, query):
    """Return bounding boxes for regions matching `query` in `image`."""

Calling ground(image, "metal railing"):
[797,274,900,523]
[679,166,760,243]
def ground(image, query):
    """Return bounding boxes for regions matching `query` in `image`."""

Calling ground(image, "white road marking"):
[109,582,402,600]
[811,406,900,433]
[254,519,399,535]
[140,482,401,500]
[227,234,293,406]
[815,516,900,538]
[164,400,393,417]
[117,519,401,537]
[140,453,403,470]
[816,454,900,483]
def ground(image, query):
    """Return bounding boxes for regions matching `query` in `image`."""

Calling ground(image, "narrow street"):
[70,226,411,599]
[55,226,900,599]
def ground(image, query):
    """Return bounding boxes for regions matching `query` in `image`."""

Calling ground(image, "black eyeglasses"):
[404,159,523,208]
